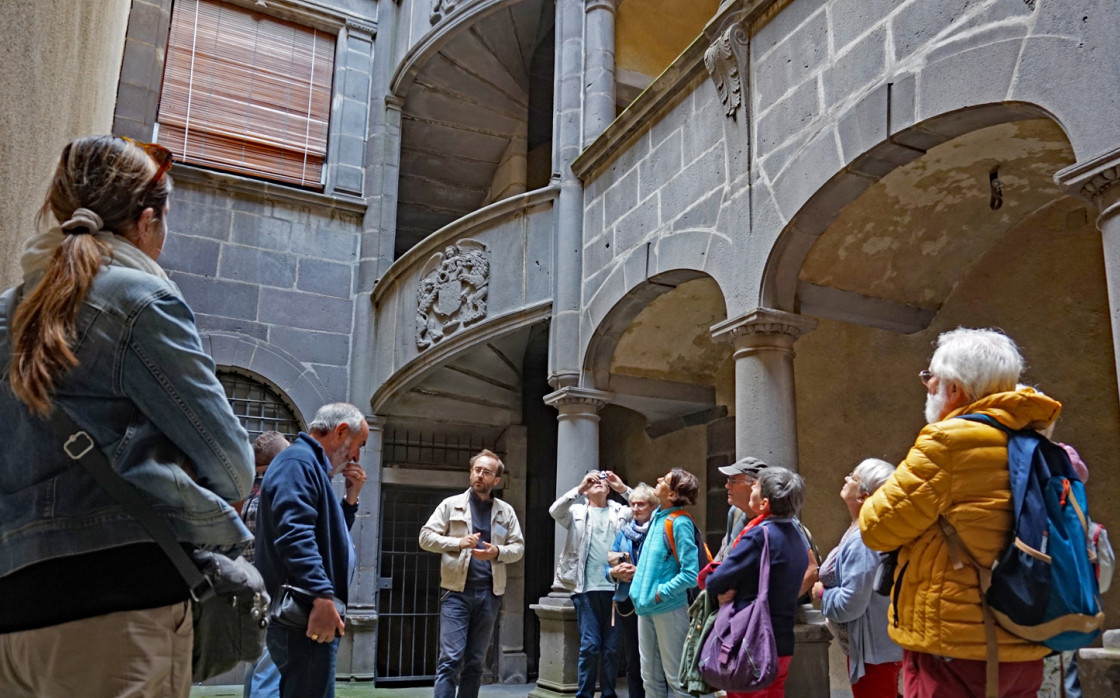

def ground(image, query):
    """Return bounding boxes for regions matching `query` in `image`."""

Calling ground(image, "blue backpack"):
[940,414,1103,695]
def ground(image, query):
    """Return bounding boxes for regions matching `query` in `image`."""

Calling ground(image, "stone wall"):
[161,175,363,403]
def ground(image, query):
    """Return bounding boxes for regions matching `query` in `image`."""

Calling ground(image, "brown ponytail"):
[10,136,172,415]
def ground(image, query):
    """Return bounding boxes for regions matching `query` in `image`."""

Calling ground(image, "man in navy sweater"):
[256,403,369,698]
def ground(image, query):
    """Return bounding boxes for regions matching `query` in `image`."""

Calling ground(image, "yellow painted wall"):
[794,197,1120,629]
[0,0,130,290]
[616,0,720,79]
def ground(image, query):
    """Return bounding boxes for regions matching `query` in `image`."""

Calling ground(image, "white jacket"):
[419,490,525,594]
[550,486,632,593]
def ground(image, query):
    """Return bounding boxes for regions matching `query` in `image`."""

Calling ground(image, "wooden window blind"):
[157,0,335,189]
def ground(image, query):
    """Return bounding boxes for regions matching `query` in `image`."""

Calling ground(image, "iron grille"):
[377,486,501,684]
[383,428,501,471]
[218,371,302,441]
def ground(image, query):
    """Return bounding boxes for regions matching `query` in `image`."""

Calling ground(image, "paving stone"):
[258,288,354,334]
[756,79,821,156]
[297,257,354,299]
[170,272,259,321]
[269,326,352,366]
[824,26,887,109]
[160,233,220,277]
[218,244,298,288]
[755,10,829,107]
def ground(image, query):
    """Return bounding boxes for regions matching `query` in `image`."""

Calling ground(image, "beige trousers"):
[0,601,192,698]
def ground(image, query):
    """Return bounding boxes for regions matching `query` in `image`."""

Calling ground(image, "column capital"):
[367,414,388,431]
[1056,146,1120,214]
[711,308,818,349]
[585,0,617,14]
[543,387,614,412]
[385,95,405,111]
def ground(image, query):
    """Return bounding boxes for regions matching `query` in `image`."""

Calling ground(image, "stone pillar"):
[1056,147,1120,402]
[712,309,829,698]
[336,415,386,679]
[531,387,612,698]
[497,426,529,684]
[582,0,617,147]
[711,308,817,470]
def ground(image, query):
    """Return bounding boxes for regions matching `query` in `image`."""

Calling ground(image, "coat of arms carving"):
[416,239,490,350]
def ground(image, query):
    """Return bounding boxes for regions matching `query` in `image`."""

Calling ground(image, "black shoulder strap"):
[44,406,214,601]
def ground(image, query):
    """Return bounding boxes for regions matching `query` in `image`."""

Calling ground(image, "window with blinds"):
[157,0,335,189]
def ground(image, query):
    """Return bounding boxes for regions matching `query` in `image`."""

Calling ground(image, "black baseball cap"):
[718,456,769,478]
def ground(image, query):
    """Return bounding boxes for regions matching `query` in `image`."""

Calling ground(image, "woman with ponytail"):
[0,136,255,697]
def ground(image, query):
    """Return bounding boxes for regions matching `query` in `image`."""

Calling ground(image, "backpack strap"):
[939,516,999,698]
[665,510,683,562]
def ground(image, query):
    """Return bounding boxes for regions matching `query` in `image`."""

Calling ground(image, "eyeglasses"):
[471,466,497,478]
[726,475,752,486]
[919,370,934,388]
[120,136,173,196]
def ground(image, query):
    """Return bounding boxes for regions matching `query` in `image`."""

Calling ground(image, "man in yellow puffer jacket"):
[860,328,1058,698]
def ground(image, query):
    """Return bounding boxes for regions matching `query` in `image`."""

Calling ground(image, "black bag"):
[268,584,346,631]
[873,549,900,596]
[47,407,269,682]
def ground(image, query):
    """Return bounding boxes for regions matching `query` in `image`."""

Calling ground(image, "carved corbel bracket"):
[430,0,458,25]
[704,12,750,120]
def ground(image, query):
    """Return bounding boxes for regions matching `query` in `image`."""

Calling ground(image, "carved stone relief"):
[416,239,490,349]
[430,0,459,24]
[704,17,750,120]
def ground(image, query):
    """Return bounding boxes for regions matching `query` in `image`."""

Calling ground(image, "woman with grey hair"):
[811,459,902,698]
[607,483,659,698]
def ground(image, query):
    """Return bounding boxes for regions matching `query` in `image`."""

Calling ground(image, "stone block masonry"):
[161,180,362,402]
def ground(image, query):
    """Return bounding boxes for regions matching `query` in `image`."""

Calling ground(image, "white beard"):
[925,388,949,424]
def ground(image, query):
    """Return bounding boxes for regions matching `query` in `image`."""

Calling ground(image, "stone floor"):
[190,682,852,698]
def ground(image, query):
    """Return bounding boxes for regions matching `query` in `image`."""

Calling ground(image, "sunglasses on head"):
[119,136,173,196]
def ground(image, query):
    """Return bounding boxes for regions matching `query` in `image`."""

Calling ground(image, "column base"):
[335,605,378,680]
[786,606,831,698]
[529,592,580,698]
[1078,629,1120,697]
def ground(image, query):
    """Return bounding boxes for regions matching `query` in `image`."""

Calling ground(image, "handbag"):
[46,406,270,682]
[268,583,346,631]
[697,525,779,692]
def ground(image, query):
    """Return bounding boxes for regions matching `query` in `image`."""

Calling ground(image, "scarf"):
[21,225,178,294]
[621,517,651,542]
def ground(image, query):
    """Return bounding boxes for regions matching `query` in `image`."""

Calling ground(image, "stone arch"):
[200,332,329,426]
[760,101,1069,313]
[581,230,733,389]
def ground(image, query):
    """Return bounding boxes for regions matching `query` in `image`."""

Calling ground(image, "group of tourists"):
[0,136,1112,698]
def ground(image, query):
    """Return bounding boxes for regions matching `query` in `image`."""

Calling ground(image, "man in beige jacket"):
[420,449,525,698]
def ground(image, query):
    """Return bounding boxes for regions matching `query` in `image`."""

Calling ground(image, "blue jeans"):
[572,591,620,698]
[266,626,339,698]
[243,647,280,698]
[435,587,502,698]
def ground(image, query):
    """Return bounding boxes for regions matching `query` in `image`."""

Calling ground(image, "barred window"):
[157,0,335,188]
[218,370,302,442]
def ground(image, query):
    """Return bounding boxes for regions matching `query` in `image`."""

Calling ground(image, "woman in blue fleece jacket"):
[629,469,701,698]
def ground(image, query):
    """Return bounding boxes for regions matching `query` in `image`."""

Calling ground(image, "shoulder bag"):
[46,407,270,682]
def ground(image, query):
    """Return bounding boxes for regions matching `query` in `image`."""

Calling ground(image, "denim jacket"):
[0,266,255,579]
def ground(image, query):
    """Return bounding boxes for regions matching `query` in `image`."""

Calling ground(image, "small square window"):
[157,0,335,189]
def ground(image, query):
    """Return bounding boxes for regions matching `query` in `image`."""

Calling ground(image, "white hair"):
[628,482,659,506]
[929,328,1023,402]
[308,403,365,435]
[853,458,895,496]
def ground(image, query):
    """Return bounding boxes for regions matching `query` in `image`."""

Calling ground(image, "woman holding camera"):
[551,470,633,698]
[607,482,660,698]
[811,459,902,698]
[0,136,254,698]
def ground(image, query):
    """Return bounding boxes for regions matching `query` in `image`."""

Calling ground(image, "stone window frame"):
[113,0,378,198]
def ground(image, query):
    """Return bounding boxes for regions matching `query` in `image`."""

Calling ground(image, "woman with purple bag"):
[704,467,808,698]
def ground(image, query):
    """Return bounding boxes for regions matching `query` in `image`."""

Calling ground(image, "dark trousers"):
[267,625,339,698]
[435,587,502,698]
[572,590,620,698]
[618,609,644,698]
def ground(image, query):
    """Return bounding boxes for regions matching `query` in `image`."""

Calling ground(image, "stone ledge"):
[170,164,367,216]
[219,0,376,34]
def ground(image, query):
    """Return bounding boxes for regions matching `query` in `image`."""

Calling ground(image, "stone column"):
[336,415,386,679]
[582,0,617,147]
[712,309,829,698]
[1056,147,1120,401]
[530,387,612,698]
[711,308,817,470]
